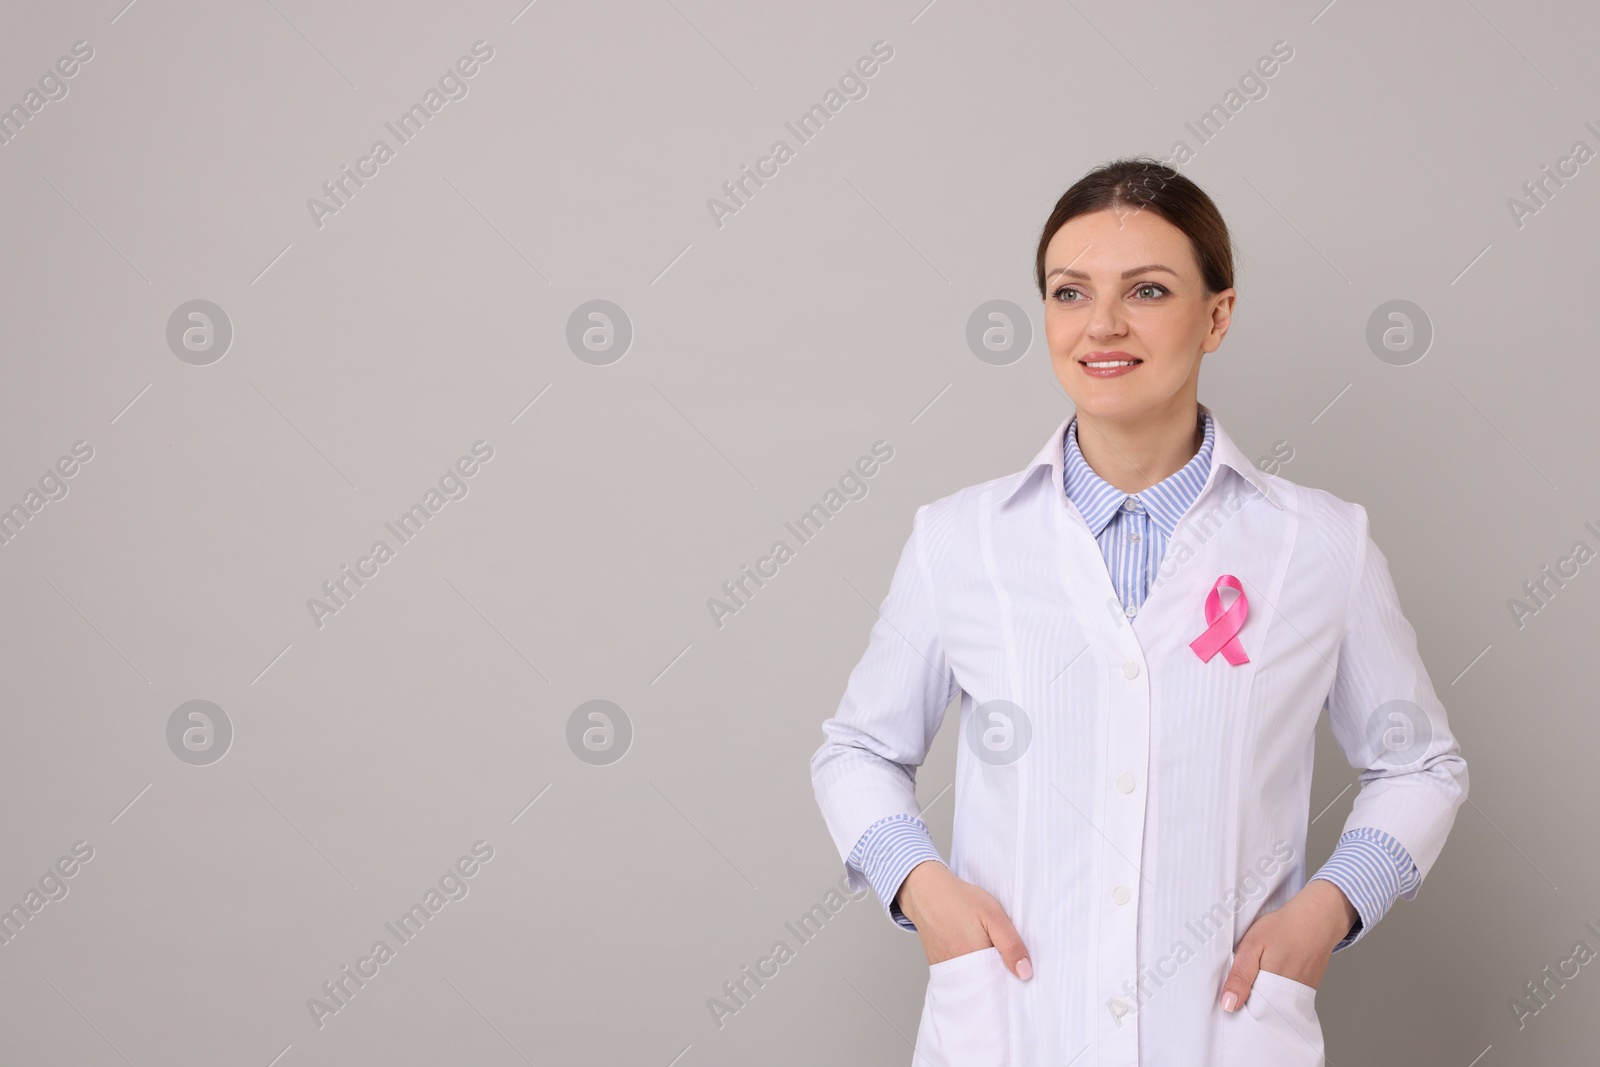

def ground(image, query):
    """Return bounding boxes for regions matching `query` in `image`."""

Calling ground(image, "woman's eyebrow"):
[1046,263,1179,281]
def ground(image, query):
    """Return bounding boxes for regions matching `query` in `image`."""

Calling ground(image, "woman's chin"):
[1058,390,1153,423]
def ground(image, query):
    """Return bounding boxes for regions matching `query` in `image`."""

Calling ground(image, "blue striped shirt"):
[848,409,1419,952]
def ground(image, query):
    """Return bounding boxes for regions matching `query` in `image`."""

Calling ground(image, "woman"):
[809,157,1468,1066]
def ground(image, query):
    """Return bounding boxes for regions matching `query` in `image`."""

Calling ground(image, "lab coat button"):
[1112,885,1131,904]
[1116,772,1135,793]
[1121,660,1140,679]
[1108,995,1129,1016]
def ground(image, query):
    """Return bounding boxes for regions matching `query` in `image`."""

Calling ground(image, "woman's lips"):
[1079,354,1142,378]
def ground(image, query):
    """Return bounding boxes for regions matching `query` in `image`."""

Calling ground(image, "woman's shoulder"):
[1258,469,1372,556]
[917,460,1040,523]
[1263,467,1364,517]
[908,477,998,539]
[893,471,1023,567]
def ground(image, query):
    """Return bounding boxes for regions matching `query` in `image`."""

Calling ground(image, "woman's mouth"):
[1079,352,1142,378]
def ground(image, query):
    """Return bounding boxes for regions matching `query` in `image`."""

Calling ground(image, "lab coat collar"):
[1063,408,1217,540]
[996,401,1284,512]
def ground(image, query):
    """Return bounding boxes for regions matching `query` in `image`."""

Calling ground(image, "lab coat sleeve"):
[1322,503,1469,890]
[811,502,960,900]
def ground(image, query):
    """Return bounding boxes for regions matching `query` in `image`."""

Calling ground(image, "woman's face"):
[1042,207,1234,425]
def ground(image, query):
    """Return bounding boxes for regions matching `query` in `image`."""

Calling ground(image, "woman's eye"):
[1053,283,1166,302]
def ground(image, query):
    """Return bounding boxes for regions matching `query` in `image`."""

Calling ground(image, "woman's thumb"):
[984,911,1032,980]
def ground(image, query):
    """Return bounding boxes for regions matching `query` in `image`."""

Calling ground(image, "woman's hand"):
[896,860,1033,979]
[1220,879,1358,1011]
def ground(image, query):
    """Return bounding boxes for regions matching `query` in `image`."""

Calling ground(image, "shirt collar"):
[1063,408,1215,539]
[996,401,1284,514]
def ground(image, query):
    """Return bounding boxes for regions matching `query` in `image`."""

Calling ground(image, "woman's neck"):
[1074,402,1204,495]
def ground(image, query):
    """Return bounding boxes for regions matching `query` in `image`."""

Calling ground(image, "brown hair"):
[1033,156,1235,300]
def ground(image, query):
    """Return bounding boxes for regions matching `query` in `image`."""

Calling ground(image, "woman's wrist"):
[895,859,949,925]
[1301,877,1359,949]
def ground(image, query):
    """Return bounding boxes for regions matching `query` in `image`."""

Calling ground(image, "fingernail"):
[1016,957,1033,980]
[1221,991,1238,1012]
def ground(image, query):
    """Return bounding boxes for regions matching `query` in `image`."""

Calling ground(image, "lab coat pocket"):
[912,946,1010,1067]
[1219,968,1324,1067]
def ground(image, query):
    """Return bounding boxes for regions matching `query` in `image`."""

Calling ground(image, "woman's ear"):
[1204,288,1237,352]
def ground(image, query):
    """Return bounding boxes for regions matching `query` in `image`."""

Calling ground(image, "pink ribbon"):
[1189,574,1250,665]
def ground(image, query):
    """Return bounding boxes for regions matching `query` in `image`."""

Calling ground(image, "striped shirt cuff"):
[1309,827,1421,952]
[847,813,946,931]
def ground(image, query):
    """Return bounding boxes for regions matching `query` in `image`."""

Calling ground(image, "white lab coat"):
[810,405,1468,1066]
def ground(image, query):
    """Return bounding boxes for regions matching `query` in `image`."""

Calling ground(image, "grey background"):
[0,0,1593,1064]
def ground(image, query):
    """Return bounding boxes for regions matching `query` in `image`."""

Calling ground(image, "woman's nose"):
[1088,308,1126,336]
